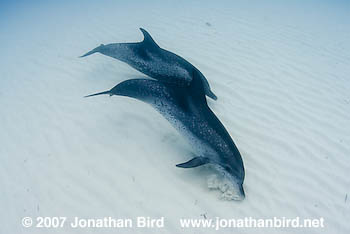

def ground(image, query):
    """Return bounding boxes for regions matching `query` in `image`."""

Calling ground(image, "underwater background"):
[1,0,349,233]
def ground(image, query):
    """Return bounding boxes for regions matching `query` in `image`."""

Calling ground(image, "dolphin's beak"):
[84,90,111,98]
[80,48,98,58]
[79,44,104,58]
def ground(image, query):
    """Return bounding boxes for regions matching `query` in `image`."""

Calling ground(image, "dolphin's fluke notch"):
[84,90,111,98]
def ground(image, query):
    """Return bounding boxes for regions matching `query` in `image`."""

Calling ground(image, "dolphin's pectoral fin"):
[176,157,210,168]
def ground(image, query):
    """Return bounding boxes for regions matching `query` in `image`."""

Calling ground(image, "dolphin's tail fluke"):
[79,44,105,58]
[84,90,111,98]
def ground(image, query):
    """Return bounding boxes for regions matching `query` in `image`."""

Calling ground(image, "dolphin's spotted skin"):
[81,28,217,100]
[85,69,245,200]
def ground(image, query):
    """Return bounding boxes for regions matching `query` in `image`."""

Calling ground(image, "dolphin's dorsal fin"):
[139,28,160,49]
[176,156,210,168]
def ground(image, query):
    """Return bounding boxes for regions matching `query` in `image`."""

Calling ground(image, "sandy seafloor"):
[1,0,349,233]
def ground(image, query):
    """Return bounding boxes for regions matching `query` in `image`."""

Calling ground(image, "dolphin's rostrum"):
[81,28,217,100]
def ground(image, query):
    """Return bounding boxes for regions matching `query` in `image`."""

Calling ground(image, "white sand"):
[1,0,349,233]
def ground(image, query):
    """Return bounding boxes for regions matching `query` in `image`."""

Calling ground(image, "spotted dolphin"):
[81,28,217,100]
[85,69,245,200]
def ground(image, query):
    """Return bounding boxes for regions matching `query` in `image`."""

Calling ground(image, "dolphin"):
[80,28,217,100]
[85,69,245,200]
